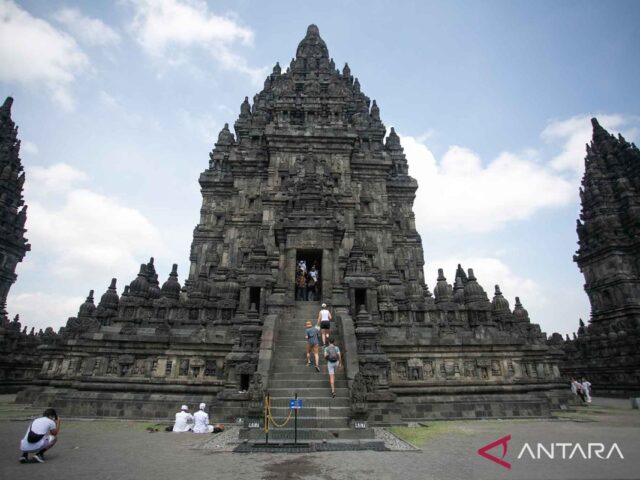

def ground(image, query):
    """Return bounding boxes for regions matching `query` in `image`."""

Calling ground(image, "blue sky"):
[2,0,639,336]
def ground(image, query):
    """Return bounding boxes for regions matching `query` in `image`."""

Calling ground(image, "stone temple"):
[554,119,640,396]
[0,97,55,392]
[18,26,568,431]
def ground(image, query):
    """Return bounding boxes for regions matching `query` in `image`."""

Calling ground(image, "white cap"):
[199,403,206,410]
[181,405,188,411]
[321,303,327,308]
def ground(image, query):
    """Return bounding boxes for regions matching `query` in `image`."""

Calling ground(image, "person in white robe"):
[193,403,214,433]
[173,405,194,432]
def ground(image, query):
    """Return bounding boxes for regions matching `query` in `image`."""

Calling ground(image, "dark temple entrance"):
[295,249,322,302]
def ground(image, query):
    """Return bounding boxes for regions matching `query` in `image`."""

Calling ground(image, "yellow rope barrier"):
[266,396,293,428]
[263,394,294,430]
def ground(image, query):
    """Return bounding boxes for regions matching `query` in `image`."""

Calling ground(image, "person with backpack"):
[304,320,321,372]
[19,408,61,463]
[323,338,342,398]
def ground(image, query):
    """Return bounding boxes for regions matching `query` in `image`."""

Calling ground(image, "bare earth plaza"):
[1,2,639,480]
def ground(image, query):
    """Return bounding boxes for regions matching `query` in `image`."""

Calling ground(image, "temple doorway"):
[295,249,322,302]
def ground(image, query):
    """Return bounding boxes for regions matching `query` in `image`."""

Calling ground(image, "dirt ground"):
[1,395,638,480]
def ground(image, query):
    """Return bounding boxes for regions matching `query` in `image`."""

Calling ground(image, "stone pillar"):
[321,248,333,303]
[285,248,297,300]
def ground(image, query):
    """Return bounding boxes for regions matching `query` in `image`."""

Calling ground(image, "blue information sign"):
[289,399,303,409]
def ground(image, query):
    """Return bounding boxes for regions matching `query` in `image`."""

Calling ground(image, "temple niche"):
[17,25,569,422]
[554,119,640,395]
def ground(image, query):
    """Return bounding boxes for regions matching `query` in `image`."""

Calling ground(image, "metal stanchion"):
[264,393,269,445]
[294,392,298,445]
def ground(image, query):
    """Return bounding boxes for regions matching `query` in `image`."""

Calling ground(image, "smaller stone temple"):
[556,119,640,395]
[0,315,58,392]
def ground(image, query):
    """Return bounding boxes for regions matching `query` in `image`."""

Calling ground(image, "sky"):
[2,0,640,336]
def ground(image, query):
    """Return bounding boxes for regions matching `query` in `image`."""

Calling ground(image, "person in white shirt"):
[173,405,194,432]
[316,303,332,346]
[581,378,592,403]
[20,408,61,463]
[298,260,307,274]
[193,403,214,433]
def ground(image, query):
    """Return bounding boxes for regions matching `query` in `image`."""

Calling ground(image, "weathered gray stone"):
[14,25,568,423]
[558,119,640,396]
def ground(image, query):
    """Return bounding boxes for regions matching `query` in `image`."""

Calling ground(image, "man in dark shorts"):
[304,320,321,371]
[316,303,332,346]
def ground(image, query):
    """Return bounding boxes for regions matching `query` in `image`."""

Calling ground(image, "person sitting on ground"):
[304,320,321,372]
[324,338,342,398]
[193,403,214,433]
[172,405,194,432]
[19,408,61,463]
[317,303,332,346]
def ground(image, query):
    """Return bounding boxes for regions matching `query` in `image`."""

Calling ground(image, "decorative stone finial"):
[385,127,401,150]
[217,123,235,145]
[370,100,380,121]
[161,263,181,299]
[1,96,13,113]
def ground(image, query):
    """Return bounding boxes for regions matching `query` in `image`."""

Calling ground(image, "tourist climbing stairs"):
[258,301,373,441]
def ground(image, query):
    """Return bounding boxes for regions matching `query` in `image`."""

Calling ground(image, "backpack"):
[326,345,338,362]
[27,421,45,443]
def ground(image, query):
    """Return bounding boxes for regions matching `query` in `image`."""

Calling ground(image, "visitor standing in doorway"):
[298,259,307,275]
[317,303,332,346]
[304,320,321,372]
[296,269,307,301]
[324,338,342,398]
[307,271,317,301]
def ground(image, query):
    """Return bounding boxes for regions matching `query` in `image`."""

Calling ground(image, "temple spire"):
[295,24,329,61]
[0,96,30,319]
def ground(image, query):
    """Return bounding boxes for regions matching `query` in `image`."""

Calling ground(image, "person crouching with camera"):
[19,408,61,463]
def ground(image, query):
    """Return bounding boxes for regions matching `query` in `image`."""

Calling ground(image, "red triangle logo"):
[477,434,512,469]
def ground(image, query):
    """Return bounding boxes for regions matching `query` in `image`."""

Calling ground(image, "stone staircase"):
[258,301,372,441]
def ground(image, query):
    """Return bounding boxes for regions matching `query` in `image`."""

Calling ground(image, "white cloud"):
[127,0,266,83]
[542,114,639,176]
[401,134,574,233]
[6,292,84,332]
[0,0,89,110]
[53,7,121,47]
[426,256,542,310]
[21,140,39,155]
[27,162,88,195]
[24,163,165,280]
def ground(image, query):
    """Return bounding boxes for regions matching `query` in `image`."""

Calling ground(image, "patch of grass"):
[389,423,456,447]
[60,419,169,432]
